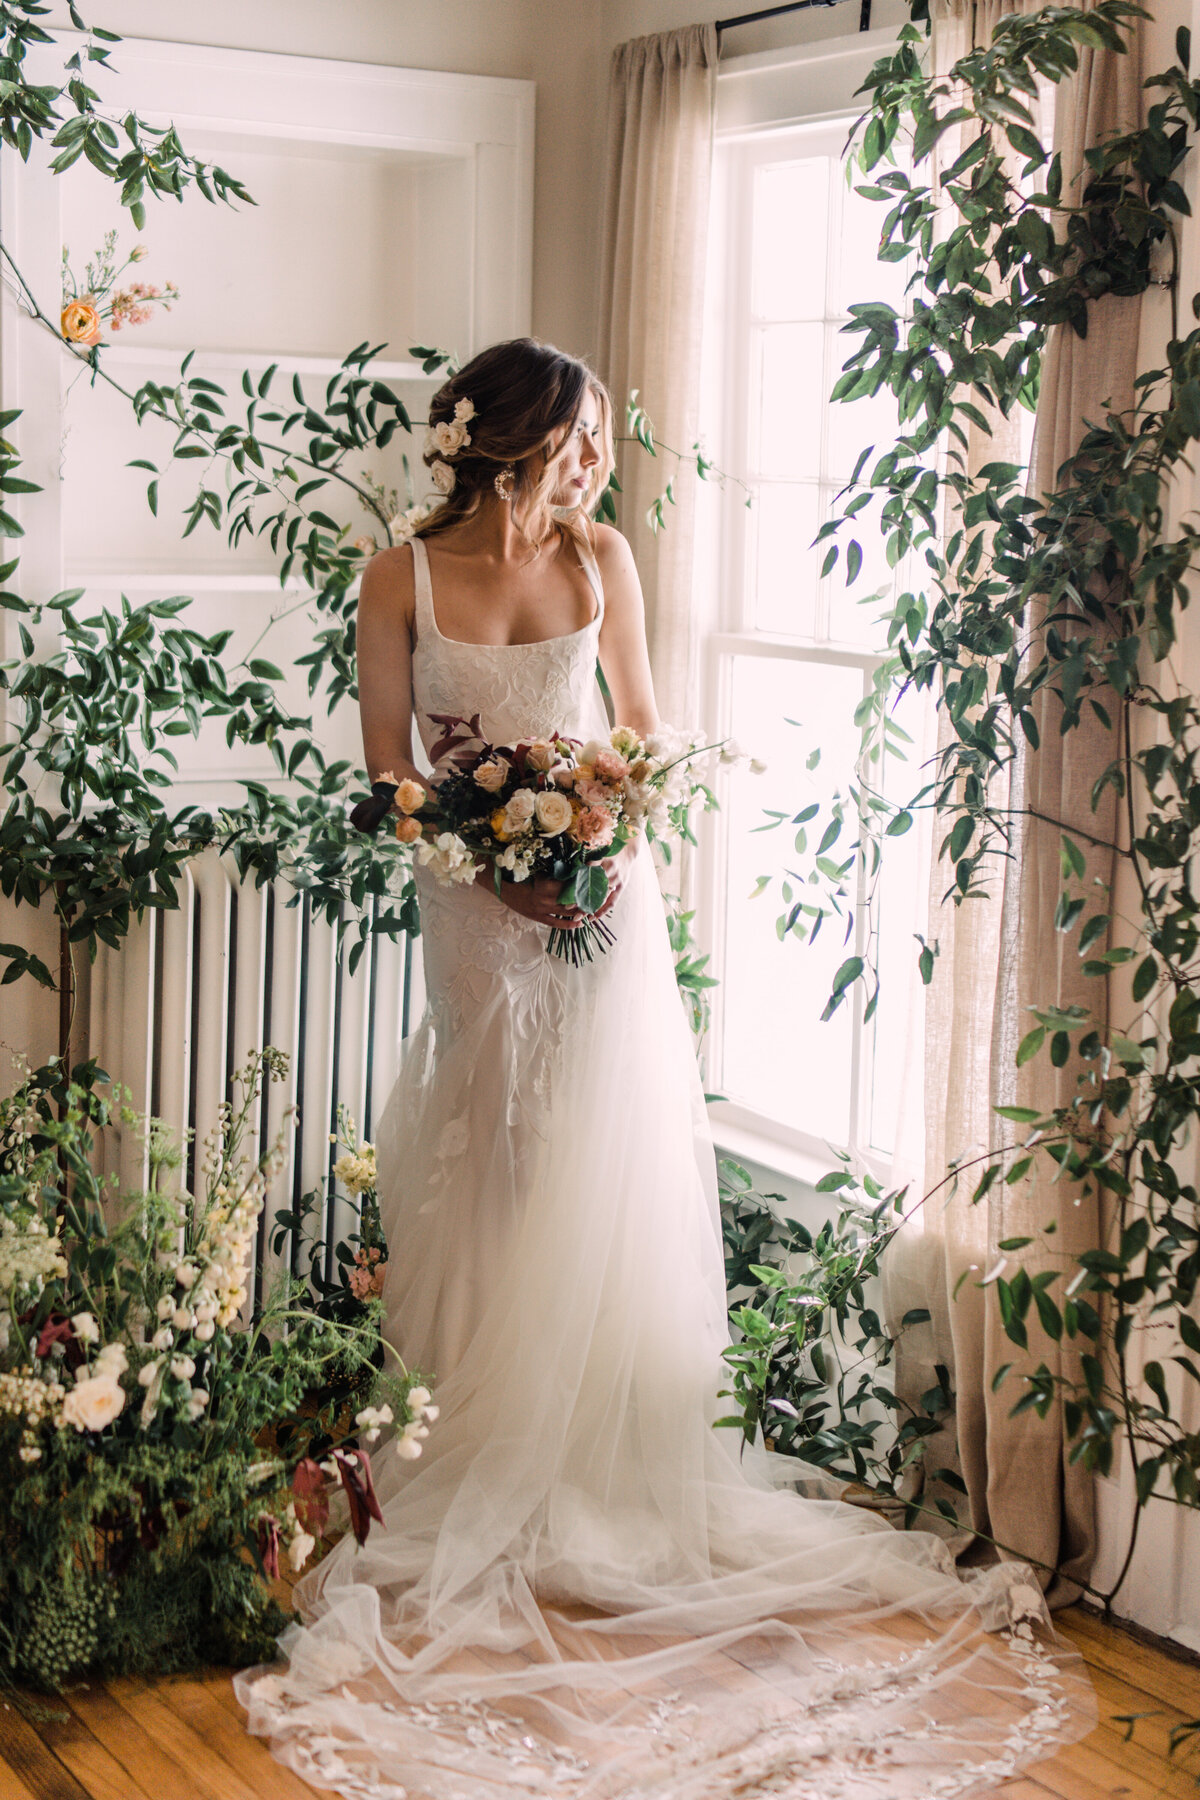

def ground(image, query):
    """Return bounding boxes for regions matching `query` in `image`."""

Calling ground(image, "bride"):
[236,337,1090,1798]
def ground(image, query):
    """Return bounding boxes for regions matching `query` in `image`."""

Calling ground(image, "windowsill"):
[707,1111,833,1194]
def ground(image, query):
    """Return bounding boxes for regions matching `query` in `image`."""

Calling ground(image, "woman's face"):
[549,393,603,507]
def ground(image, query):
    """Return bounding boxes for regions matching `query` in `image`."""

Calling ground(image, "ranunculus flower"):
[60,1373,126,1433]
[474,757,509,794]
[534,790,573,835]
[610,725,642,756]
[592,749,626,784]
[393,778,426,814]
[394,816,422,845]
[575,777,613,808]
[570,806,617,849]
[61,299,101,343]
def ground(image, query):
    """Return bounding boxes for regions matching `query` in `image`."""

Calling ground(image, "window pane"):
[756,324,825,479]
[722,656,863,1147]
[824,498,901,653]
[824,353,899,483]
[865,682,930,1154]
[752,483,821,637]
[832,170,911,318]
[752,157,829,321]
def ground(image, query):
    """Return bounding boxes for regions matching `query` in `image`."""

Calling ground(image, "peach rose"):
[570,806,617,849]
[474,757,509,794]
[524,740,556,772]
[394,778,426,814]
[61,299,101,345]
[394,816,422,845]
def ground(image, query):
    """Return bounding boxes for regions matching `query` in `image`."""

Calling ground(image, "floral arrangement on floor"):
[0,1049,433,1694]
[368,719,748,964]
[60,230,179,345]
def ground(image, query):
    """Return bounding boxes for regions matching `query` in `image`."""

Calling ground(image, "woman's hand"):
[474,840,638,929]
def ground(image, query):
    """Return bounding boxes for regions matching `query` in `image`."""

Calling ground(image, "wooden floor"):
[1,1604,1197,1798]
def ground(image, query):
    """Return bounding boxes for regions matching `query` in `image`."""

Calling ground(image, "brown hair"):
[415,337,614,554]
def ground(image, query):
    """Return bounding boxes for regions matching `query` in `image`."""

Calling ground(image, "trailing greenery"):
[718,1159,957,1517]
[0,1048,429,1693]
[738,0,1200,1608]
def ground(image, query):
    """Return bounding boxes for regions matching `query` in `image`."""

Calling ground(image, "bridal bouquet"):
[383,717,725,964]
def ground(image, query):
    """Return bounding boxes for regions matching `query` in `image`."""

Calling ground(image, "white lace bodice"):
[409,533,609,755]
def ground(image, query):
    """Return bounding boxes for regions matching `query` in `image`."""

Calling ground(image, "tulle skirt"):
[235,848,1092,1798]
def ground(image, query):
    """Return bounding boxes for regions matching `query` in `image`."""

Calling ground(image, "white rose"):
[502,789,537,833]
[60,1373,126,1433]
[474,757,509,794]
[71,1311,99,1342]
[525,740,556,772]
[453,398,475,424]
[430,459,456,496]
[289,1530,316,1572]
[431,418,470,455]
[534,790,573,836]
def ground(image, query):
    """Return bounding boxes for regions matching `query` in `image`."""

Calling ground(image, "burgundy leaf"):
[291,1456,331,1538]
[333,1448,385,1547]
[257,1513,281,1581]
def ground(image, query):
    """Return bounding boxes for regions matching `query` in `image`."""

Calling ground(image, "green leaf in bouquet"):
[571,862,610,915]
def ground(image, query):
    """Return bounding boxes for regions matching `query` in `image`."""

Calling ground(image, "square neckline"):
[411,534,603,652]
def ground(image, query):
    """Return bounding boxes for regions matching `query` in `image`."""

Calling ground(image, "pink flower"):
[574,777,613,808]
[349,1248,387,1300]
[592,750,626,784]
[570,806,617,849]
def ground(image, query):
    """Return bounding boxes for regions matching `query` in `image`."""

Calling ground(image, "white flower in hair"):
[453,398,475,423]
[430,459,457,496]
[431,418,472,455]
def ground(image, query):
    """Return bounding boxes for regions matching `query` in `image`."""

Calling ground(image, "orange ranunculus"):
[394,816,422,845]
[61,299,102,345]
[490,807,513,843]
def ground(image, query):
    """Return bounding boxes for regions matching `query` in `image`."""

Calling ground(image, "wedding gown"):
[236,534,1092,1798]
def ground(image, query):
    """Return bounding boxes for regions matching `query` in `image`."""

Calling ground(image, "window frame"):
[698,32,906,1187]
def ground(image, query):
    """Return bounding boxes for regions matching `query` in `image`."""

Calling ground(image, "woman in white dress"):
[237,338,1090,1799]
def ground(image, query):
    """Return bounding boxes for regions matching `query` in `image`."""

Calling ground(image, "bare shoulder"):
[358,542,416,624]
[591,523,640,591]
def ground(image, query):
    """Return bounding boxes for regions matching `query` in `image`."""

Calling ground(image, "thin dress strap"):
[576,540,605,626]
[410,536,436,641]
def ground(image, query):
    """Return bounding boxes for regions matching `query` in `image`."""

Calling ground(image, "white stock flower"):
[194,1319,216,1342]
[169,1354,196,1382]
[70,1311,99,1343]
[60,1372,126,1433]
[534,790,573,835]
[417,832,478,886]
[156,1295,175,1321]
[430,459,456,497]
[94,1343,127,1378]
[289,1530,316,1572]
[333,1152,376,1196]
[610,725,642,756]
[151,1327,173,1351]
[174,1262,198,1289]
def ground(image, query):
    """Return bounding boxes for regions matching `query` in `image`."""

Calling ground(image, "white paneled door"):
[2,33,532,1251]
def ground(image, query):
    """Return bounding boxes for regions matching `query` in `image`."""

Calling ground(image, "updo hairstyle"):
[415,337,614,553]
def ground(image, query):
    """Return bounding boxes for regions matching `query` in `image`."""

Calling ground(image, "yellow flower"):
[490,807,512,842]
[61,299,101,344]
[394,778,426,815]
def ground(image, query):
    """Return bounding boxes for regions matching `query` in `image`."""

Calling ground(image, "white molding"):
[716,25,903,138]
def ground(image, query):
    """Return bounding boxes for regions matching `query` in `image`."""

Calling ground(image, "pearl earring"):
[494,465,515,502]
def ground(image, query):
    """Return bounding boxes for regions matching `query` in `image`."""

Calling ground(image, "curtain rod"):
[716,0,873,38]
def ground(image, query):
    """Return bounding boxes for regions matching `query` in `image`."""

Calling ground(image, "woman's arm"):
[593,524,660,738]
[355,546,429,794]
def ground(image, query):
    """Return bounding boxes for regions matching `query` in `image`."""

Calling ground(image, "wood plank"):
[60,1684,226,1800]
[1061,1607,1200,1711]
[102,1681,260,1800]
[154,1679,318,1800]
[0,1704,89,1800]
[22,1706,152,1800]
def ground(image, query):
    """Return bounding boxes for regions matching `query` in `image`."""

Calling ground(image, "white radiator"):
[87,847,422,1301]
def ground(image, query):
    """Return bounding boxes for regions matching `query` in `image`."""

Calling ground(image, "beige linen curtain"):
[885,0,1145,1603]
[598,24,717,726]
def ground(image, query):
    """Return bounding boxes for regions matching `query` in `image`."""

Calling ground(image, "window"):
[699,70,926,1181]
